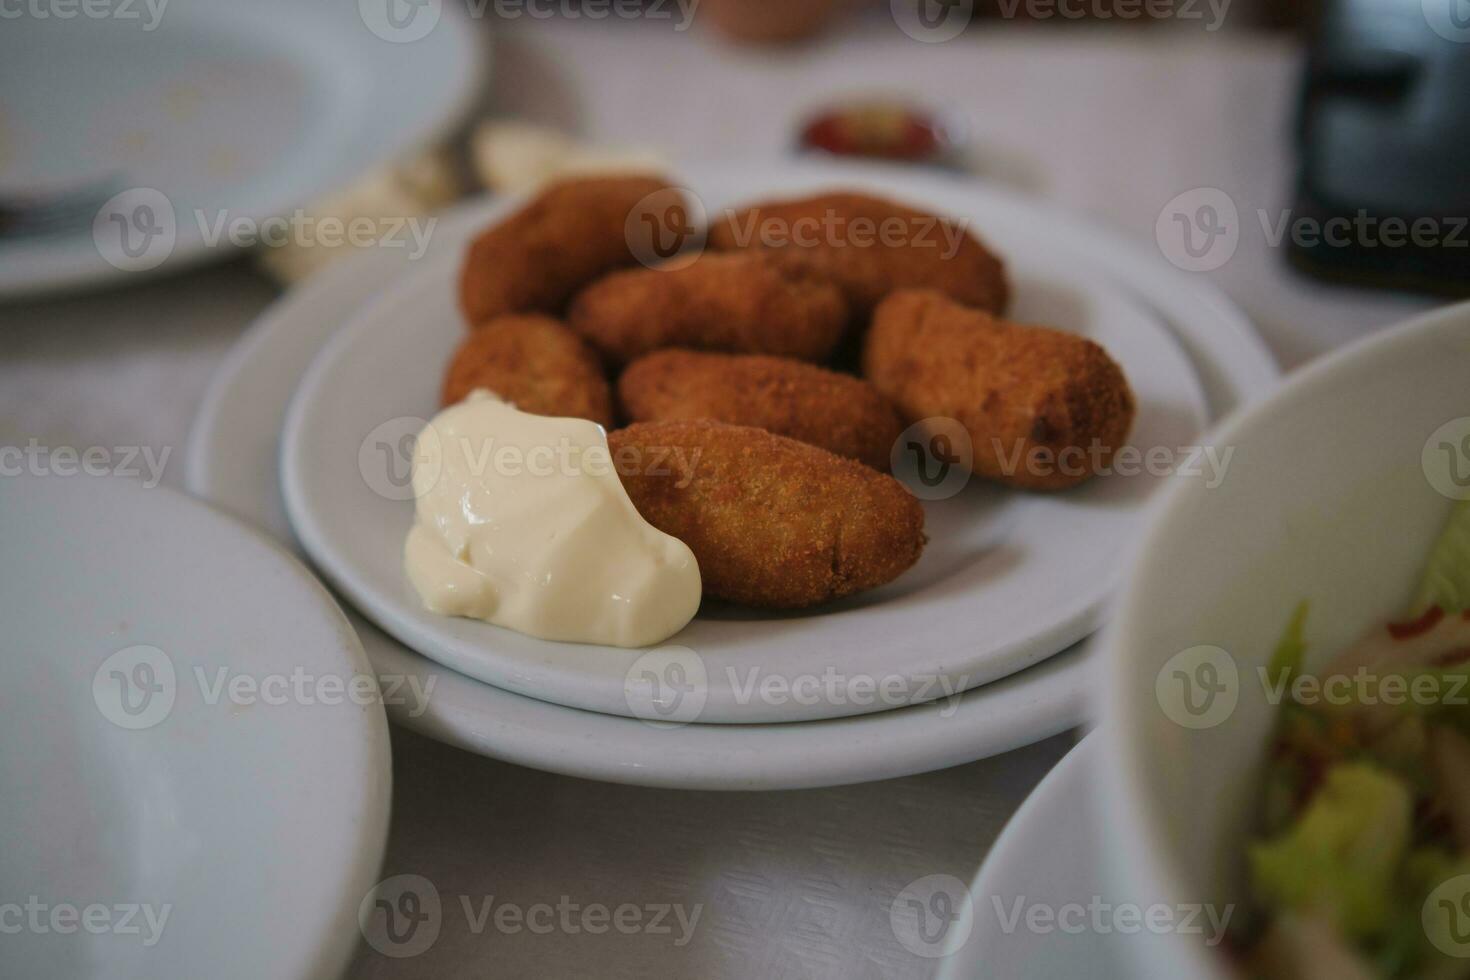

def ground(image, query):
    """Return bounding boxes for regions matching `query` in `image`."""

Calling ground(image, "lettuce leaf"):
[1250,763,1412,938]
[1412,500,1470,616]
[1266,601,1311,691]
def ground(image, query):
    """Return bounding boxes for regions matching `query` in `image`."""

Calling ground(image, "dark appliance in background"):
[1291,0,1470,295]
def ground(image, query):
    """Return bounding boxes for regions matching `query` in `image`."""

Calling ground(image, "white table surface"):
[1,10,1441,979]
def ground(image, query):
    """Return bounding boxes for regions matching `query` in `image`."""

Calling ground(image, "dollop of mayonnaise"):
[403,391,701,648]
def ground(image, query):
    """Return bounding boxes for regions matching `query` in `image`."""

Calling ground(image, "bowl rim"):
[1098,299,1470,978]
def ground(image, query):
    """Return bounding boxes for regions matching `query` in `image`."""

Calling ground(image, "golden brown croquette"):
[459,174,683,326]
[707,191,1009,319]
[617,350,903,471]
[609,420,925,608]
[862,290,1135,492]
[441,314,614,427]
[566,252,848,365]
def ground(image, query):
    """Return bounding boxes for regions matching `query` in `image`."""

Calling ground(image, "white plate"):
[0,474,390,979]
[0,0,482,298]
[188,160,1276,787]
[279,170,1210,723]
[936,733,1174,979]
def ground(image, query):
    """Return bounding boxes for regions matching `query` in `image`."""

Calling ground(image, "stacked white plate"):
[0,0,481,297]
[187,161,1279,789]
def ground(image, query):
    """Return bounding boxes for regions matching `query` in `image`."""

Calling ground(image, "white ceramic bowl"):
[1099,301,1470,978]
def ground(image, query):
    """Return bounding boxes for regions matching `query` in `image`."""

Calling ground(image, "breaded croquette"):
[441,314,614,427]
[863,290,1135,492]
[707,191,1009,318]
[566,252,848,365]
[459,174,681,326]
[609,420,925,607]
[618,350,903,471]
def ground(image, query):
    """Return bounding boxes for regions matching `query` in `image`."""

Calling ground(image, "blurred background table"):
[0,9,1438,978]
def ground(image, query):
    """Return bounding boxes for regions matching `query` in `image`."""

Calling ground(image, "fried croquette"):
[459,174,682,326]
[441,314,615,427]
[566,252,848,365]
[609,420,925,608]
[618,350,903,471]
[863,290,1135,492]
[707,191,1009,318]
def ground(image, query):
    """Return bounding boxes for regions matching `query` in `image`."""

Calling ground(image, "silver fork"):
[0,176,124,240]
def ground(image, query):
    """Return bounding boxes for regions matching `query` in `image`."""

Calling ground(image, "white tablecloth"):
[1,11,1439,978]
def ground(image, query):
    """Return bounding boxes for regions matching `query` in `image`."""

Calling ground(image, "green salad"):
[1243,501,1470,979]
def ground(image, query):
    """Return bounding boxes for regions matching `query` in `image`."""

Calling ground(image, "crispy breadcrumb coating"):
[441,314,614,427]
[618,350,903,471]
[459,174,681,325]
[707,191,1009,319]
[567,252,847,365]
[609,420,925,608]
[863,290,1134,491]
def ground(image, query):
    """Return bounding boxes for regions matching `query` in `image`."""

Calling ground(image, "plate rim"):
[939,732,1103,980]
[1,473,392,979]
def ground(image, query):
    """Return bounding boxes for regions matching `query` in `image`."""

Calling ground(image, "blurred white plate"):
[0,474,390,979]
[189,161,1275,786]
[280,169,1210,723]
[937,734,1147,979]
[0,0,482,297]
